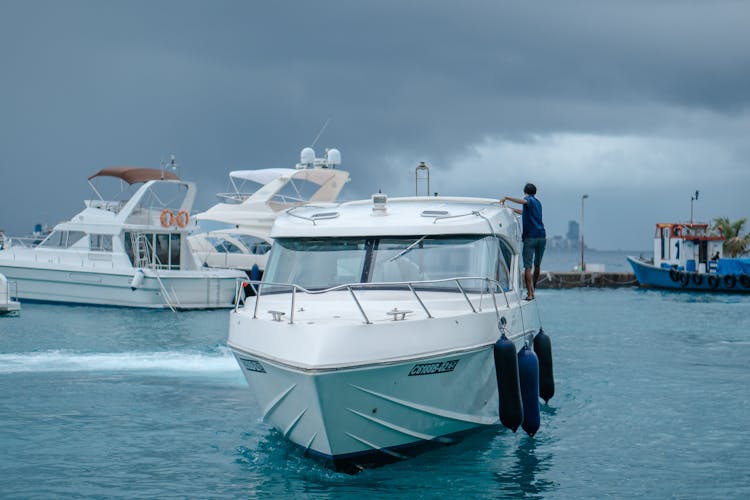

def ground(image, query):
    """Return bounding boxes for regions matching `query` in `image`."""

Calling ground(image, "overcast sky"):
[1,0,748,250]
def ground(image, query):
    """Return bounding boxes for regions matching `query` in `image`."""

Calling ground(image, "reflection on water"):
[494,437,556,498]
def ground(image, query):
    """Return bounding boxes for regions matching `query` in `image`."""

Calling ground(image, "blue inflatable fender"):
[533,328,555,404]
[493,334,523,432]
[518,345,540,437]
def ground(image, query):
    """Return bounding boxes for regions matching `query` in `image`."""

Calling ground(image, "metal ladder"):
[130,233,178,312]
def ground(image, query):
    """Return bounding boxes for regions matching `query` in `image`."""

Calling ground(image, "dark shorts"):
[522,238,546,269]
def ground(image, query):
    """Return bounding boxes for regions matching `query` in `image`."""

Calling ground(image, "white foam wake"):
[0,348,240,376]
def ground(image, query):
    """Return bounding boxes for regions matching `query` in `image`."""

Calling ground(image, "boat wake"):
[0,347,240,377]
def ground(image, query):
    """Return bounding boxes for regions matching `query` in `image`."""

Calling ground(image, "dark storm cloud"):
[1,0,748,248]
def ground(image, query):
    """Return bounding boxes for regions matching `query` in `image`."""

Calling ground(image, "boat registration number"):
[408,359,459,376]
[239,358,266,373]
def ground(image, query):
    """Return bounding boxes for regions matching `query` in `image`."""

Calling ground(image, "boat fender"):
[493,334,523,432]
[533,328,555,404]
[669,267,679,282]
[175,209,190,228]
[724,274,737,289]
[691,273,703,286]
[678,271,690,287]
[250,264,261,282]
[159,209,174,227]
[518,345,540,437]
[130,269,145,290]
[707,275,720,289]
[739,274,750,288]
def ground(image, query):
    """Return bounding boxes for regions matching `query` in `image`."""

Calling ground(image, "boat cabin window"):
[207,237,244,254]
[234,235,272,255]
[660,227,670,259]
[89,234,113,252]
[124,232,181,269]
[264,235,510,292]
[264,238,368,290]
[39,230,86,249]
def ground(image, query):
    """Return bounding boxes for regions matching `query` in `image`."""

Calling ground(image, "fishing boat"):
[189,147,350,277]
[627,222,750,292]
[0,164,246,309]
[228,194,555,472]
[0,272,20,315]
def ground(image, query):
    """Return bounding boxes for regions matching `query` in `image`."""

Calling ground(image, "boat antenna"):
[690,190,699,224]
[310,118,331,148]
[160,154,179,179]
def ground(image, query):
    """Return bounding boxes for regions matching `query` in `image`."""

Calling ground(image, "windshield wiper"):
[388,236,427,262]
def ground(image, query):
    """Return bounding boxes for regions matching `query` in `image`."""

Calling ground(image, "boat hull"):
[230,345,500,471]
[0,264,242,309]
[627,256,750,293]
[228,289,540,471]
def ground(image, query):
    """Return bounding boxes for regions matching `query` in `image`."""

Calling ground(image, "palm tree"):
[713,217,750,257]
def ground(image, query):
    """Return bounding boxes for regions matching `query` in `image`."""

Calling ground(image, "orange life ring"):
[175,210,190,228]
[159,209,175,227]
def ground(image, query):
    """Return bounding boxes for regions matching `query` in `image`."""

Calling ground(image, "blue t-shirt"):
[522,195,546,240]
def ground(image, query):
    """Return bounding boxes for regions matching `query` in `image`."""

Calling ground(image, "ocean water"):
[1,289,749,499]
[541,248,651,272]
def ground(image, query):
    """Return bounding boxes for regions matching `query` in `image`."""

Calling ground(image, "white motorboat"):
[189,147,349,275]
[0,272,20,315]
[228,195,553,471]
[0,165,246,309]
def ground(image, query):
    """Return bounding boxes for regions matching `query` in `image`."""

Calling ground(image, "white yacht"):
[189,147,350,275]
[0,166,246,309]
[228,195,551,471]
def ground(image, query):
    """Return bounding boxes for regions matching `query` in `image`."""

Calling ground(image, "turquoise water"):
[542,248,650,272]
[1,289,749,498]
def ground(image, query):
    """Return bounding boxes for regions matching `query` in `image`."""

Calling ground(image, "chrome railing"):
[235,276,512,325]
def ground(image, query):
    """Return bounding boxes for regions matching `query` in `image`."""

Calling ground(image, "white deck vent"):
[421,210,449,217]
[372,194,388,215]
[310,211,339,220]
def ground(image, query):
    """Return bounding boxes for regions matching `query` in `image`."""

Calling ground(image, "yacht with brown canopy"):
[0,164,245,309]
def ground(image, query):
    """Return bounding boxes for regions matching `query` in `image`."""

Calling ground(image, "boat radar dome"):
[300,147,315,168]
[326,148,341,168]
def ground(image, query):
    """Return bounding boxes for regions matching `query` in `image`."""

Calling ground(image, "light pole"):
[690,190,699,224]
[581,194,589,272]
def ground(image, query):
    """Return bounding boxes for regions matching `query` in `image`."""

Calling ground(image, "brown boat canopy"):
[87,167,180,184]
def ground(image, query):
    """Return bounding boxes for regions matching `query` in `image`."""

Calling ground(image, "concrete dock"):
[535,272,637,289]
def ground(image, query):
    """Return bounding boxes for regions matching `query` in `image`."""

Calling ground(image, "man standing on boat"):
[500,183,546,300]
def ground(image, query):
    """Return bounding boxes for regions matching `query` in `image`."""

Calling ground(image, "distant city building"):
[566,221,580,242]
[548,220,584,250]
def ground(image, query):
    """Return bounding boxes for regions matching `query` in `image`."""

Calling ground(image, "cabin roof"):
[229,168,347,186]
[270,197,516,239]
[88,167,180,184]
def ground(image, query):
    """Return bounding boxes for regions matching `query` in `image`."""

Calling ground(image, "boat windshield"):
[263,235,511,292]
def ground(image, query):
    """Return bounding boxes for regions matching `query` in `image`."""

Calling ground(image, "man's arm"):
[500,196,527,206]
[500,196,526,214]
